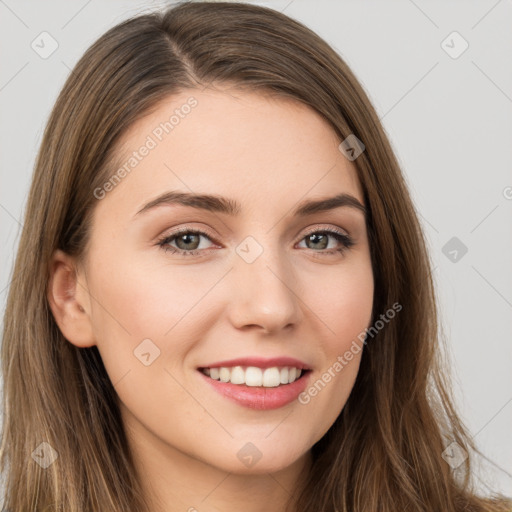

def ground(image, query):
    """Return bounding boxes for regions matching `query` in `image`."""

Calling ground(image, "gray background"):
[1,0,511,497]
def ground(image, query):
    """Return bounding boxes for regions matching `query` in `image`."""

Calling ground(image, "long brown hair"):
[1,2,510,511]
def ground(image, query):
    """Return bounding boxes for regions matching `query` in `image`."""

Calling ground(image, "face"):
[64,87,373,477]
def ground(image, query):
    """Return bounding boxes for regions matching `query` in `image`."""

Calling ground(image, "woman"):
[1,1,510,511]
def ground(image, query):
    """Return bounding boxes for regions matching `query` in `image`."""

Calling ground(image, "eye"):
[297,227,354,256]
[156,226,354,257]
[157,228,216,256]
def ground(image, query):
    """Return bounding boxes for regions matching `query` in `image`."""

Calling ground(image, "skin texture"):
[48,87,374,512]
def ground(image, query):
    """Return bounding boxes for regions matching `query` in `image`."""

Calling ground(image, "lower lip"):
[198,370,312,410]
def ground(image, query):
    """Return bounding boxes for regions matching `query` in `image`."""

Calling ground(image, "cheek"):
[84,255,199,421]
[84,248,231,403]
[87,249,205,341]
[298,258,373,420]
[310,256,374,351]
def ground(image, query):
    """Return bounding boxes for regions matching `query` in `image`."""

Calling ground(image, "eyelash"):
[156,226,354,258]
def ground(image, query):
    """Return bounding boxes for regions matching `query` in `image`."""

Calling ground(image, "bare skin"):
[48,86,374,512]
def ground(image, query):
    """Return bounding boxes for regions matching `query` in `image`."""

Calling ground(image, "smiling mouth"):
[198,365,311,388]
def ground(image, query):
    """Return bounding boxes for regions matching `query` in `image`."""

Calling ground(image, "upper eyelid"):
[301,224,349,237]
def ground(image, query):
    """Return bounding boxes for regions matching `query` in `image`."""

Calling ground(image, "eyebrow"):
[134,190,367,218]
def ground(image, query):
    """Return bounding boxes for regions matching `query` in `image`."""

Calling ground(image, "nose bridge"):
[228,233,301,332]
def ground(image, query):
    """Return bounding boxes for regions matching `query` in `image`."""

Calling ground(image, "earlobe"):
[47,249,96,348]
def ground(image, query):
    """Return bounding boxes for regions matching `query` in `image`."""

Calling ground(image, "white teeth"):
[219,367,230,382]
[262,367,281,387]
[201,366,304,387]
[230,366,245,385]
[245,367,262,387]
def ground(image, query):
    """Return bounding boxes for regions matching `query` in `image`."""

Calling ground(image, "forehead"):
[96,87,364,218]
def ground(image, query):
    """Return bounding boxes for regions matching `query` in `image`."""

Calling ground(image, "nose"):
[226,243,302,334]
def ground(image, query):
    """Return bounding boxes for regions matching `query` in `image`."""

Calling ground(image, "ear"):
[47,249,96,348]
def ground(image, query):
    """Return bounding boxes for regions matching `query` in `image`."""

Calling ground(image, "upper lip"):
[198,356,312,370]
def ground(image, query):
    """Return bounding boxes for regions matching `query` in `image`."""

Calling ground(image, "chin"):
[203,442,309,476]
